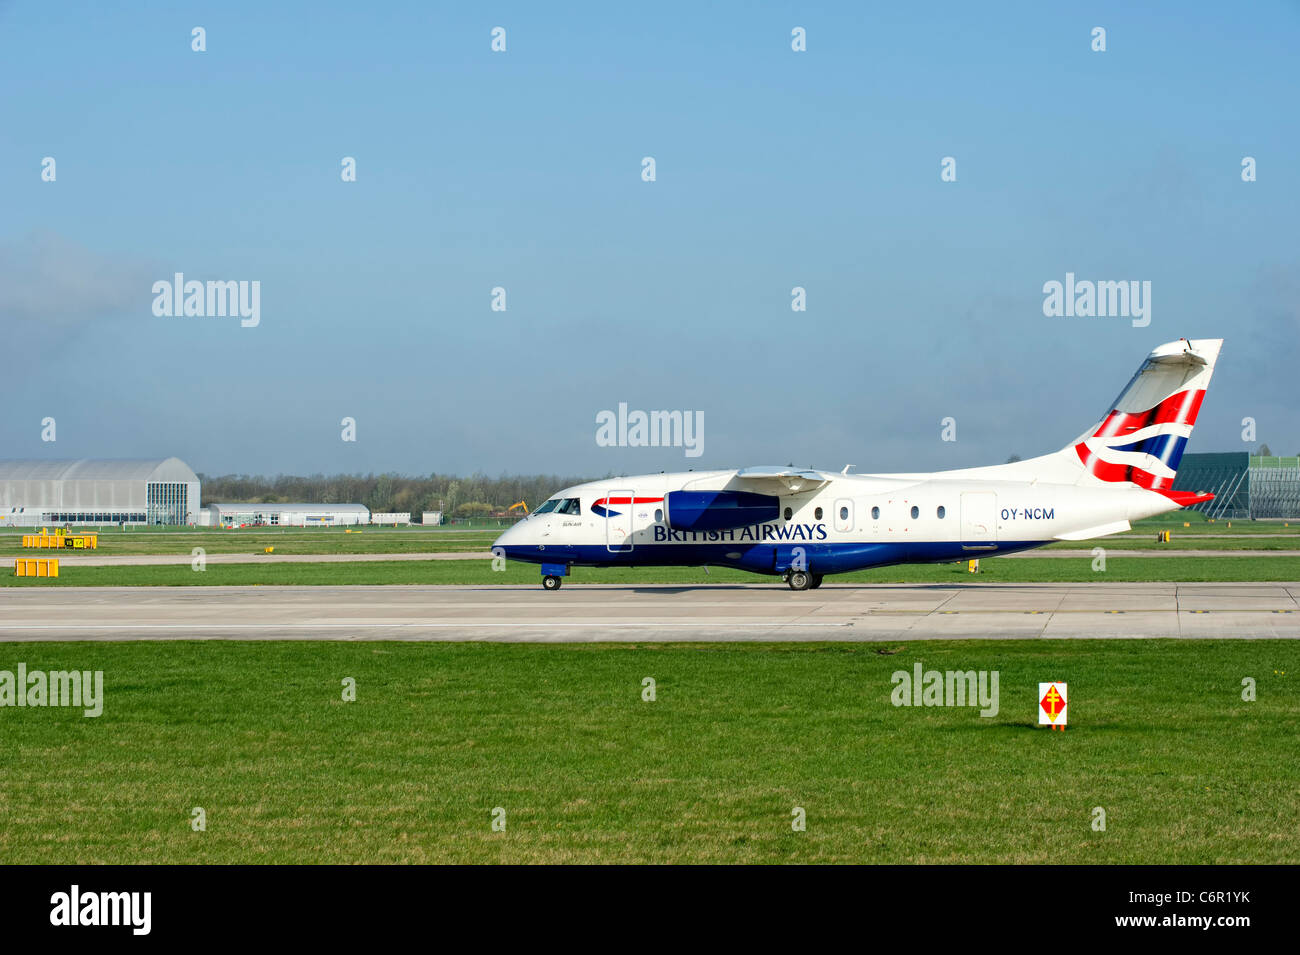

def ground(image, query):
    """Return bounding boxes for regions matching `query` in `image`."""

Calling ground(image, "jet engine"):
[662,490,780,532]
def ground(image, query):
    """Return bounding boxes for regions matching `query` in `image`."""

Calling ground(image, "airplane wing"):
[729,466,834,494]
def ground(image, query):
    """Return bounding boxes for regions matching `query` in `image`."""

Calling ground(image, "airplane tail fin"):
[1064,338,1222,495]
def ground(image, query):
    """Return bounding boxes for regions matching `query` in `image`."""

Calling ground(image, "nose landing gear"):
[540,562,568,591]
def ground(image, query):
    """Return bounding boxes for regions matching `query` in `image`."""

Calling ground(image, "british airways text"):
[653,523,828,543]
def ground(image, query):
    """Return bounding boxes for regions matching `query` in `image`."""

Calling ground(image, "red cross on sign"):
[1038,682,1068,729]
[1042,686,1063,717]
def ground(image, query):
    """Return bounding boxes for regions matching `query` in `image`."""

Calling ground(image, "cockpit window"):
[555,498,582,516]
[533,499,560,514]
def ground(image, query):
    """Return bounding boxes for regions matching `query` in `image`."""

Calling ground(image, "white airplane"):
[495,338,1222,591]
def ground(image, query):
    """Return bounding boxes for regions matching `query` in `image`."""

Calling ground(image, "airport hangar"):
[0,458,199,527]
[0,459,375,528]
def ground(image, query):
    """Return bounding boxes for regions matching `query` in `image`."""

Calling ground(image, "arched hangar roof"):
[0,458,198,484]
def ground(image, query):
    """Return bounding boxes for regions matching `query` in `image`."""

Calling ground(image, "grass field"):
[3,555,1299,587]
[0,639,1294,864]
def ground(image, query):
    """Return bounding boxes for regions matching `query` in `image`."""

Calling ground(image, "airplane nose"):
[493,521,523,554]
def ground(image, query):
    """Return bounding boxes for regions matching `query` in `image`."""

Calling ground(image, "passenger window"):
[839,506,848,520]
[814,507,823,520]
[871,506,880,520]
[655,509,663,522]
[910,506,919,519]
[937,505,946,519]
[783,507,792,521]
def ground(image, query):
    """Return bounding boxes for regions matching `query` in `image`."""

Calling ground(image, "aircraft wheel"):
[542,575,562,591]
[809,574,824,589]
[787,570,812,591]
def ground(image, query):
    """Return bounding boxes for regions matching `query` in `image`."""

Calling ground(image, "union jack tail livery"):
[1066,338,1221,500]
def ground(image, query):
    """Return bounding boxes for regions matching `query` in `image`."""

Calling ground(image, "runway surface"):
[2,582,1299,642]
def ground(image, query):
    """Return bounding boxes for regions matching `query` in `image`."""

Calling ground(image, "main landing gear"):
[783,571,824,591]
[542,575,563,591]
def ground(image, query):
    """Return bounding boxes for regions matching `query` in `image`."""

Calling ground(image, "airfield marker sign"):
[1039,682,1068,731]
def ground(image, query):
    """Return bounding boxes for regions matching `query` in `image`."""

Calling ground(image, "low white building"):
[370,512,411,525]
[205,502,370,527]
[422,510,443,526]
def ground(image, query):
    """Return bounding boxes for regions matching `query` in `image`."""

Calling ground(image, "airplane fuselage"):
[494,469,1181,578]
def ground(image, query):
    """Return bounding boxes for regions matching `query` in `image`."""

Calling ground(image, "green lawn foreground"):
[0,639,1295,863]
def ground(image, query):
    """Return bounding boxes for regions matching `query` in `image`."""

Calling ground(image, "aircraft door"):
[605,489,635,552]
[960,492,998,549]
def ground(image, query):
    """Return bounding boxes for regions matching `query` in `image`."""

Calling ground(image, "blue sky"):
[2,1,1297,478]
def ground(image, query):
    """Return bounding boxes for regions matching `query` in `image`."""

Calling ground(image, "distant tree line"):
[197,472,601,519]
